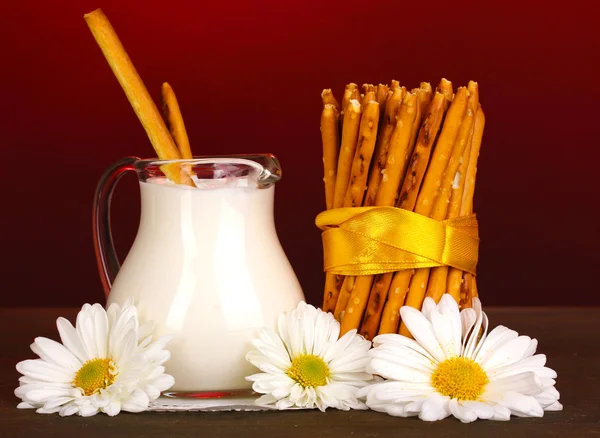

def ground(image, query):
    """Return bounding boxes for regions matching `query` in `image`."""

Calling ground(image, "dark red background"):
[1,0,598,307]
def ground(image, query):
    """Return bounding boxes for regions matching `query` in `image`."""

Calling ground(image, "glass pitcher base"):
[162,389,256,400]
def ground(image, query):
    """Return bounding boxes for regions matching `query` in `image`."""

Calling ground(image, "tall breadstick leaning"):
[351,93,419,339]
[447,103,485,306]
[161,82,193,159]
[397,87,469,337]
[333,101,380,320]
[83,9,194,187]
[377,85,453,335]
[322,99,362,313]
[426,82,479,302]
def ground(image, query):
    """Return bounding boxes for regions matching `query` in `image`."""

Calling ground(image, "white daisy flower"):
[246,302,372,411]
[15,299,174,416]
[358,294,562,423]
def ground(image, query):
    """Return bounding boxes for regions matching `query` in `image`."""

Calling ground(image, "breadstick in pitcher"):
[161,82,193,159]
[84,9,194,187]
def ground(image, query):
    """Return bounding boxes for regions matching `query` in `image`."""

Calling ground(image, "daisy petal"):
[419,394,451,422]
[31,337,81,371]
[400,307,446,363]
[449,398,478,423]
[56,317,87,363]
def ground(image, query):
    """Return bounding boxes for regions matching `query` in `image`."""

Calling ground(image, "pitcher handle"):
[92,156,140,298]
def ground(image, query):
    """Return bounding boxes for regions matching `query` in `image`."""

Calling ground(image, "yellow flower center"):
[431,357,488,400]
[72,358,118,396]
[287,354,330,388]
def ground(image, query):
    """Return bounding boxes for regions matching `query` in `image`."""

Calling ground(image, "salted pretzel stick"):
[84,9,194,187]
[361,91,377,109]
[333,101,380,320]
[341,84,358,115]
[448,103,485,305]
[354,93,419,339]
[377,87,453,335]
[425,85,478,302]
[161,82,193,159]
[323,99,362,313]
[376,84,390,109]
[321,103,340,210]
[364,86,405,207]
[344,101,380,207]
[332,100,362,208]
[398,87,470,337]
[321,89,341,112]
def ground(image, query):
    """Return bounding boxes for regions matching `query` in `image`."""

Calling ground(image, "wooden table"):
[1,307,599,437]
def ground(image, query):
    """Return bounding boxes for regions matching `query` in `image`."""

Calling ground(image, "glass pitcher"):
[93,155,305,396]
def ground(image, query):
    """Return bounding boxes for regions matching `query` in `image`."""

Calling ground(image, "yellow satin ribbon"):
[315,206,479,276]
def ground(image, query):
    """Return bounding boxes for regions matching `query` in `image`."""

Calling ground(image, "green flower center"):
[73,358,118,396]
[431,357,489,400]
[287,354,330,388]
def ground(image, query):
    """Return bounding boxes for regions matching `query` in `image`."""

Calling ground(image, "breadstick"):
[378,84,454,335]
[332,100,362,208]
[333,101,380,321]
[395,91,449,210]
[425,85,478,302]
[376,84,390,108]
[437,77,454,101]
[323,99,362,313]
[161,82,193,159]
[364,87,405,207]
[354,93,419,339]
[84,9,194,187]
[321,89,341,112]
[341,84,358,115]
[398,87,469,336]
[321,104,340,210]
[361,91,377,109]
[344,101,380,207]
[448,103,485,303]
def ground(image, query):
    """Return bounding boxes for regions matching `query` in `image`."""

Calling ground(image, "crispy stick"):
[333,101,381,319]
[161,82,193,159]
[344,101,380,207]
[376,84,390,108]
[323,99,362,312]
[321,103,340,210]
[321,89,341,112]
[426,83,479,302]
[377,86,453,335]
[361,91,377,109]
[332,100,362,208]
[341,84,358,115]
[351,93,419,339]
[397,87,470,337]
[84,9,194,187]
[448,103,485,305]
[364,86,405,207]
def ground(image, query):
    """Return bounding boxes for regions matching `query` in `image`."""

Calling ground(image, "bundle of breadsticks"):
[84,9,195,175]
[319,79,484,339]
